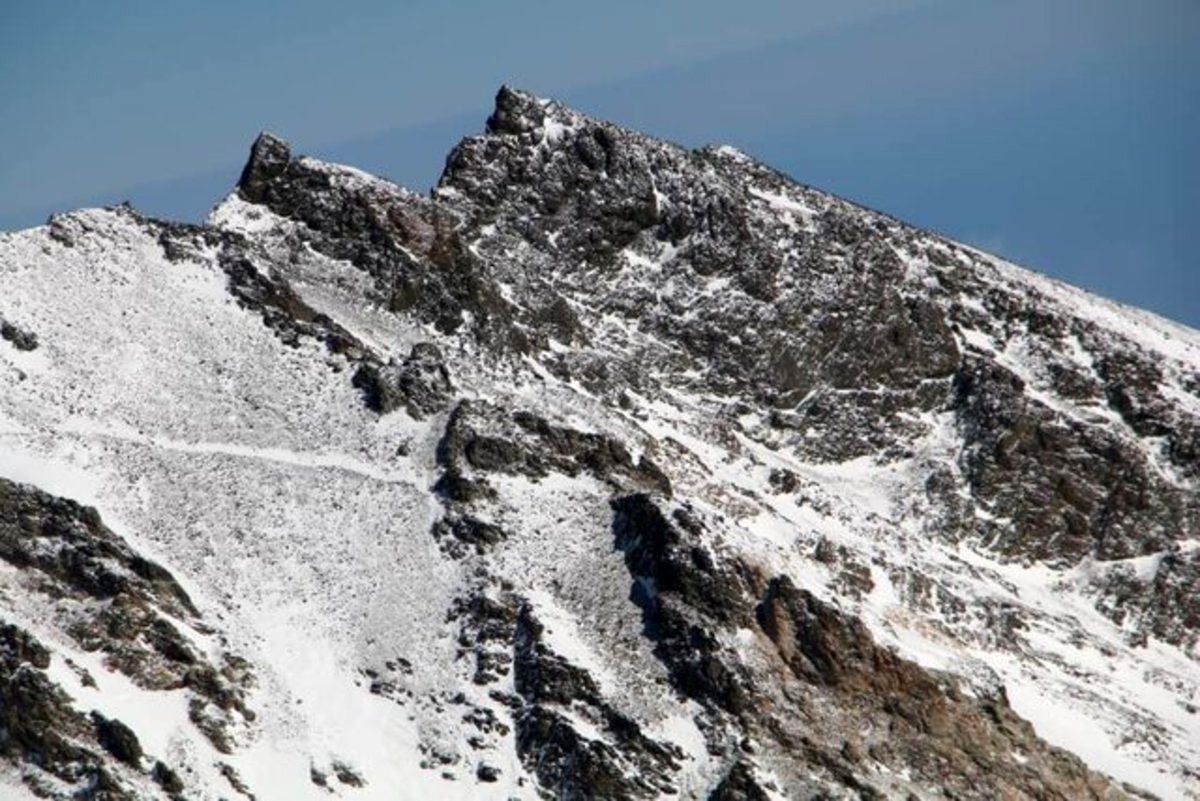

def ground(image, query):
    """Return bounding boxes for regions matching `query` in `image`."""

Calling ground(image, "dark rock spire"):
[237,131,291,203]
[485,85,545,135]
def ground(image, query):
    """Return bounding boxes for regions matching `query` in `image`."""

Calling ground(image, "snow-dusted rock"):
[0,87,1196,799]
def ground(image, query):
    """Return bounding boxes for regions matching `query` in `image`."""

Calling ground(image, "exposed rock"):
[0,480,193,614]
[332,761,365,787]
[151,760,184,794]
[353,341,453,418]
[218,762,256,799]
[954,356,1194,565]
[1091,545,1200,650]
[436,400,672,502]
[612,494,750,626]
[605,494,1133,799]
[90,713,142,767]
[0,478,253,767]
[432,513,508,557]
[707,760,771,801]
[234,130,520,345]
[237,132,292,204]
[511,604,682,799]
[0,622,135,799]
[753,574,1125,799]
[218,248,374,361]
[0,317,38,351]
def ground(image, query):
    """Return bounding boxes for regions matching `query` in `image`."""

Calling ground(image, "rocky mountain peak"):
[1,88,1198,799]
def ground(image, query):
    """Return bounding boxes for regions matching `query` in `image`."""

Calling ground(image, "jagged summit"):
[237,131,292,203]
[1,89,1198,800]
[486,85,547,135]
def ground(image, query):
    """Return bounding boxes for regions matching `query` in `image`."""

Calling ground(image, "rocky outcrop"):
[609,493,1137,800]
[512,606,683,799]
[0,479,251,794]
[706,761,771,801]
[610,494,756,720]
[0,317,37,351]
[217,248,374,361]
[0,480,195,618]
[0,621,150,800]
[235,132,520,345]
[953,357,1195,565]
[436,575,686,798]
[435,400,671,504]
[352,342,453,419]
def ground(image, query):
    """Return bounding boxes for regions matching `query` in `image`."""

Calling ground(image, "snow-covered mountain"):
[1,87,1197,800]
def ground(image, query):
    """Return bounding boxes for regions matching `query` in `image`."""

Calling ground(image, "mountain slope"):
[0,87,1196,800]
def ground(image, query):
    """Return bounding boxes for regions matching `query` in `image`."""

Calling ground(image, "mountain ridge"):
[0,86,1196,800]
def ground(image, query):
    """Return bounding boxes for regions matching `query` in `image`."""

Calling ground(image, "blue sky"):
[2,0,1196,325]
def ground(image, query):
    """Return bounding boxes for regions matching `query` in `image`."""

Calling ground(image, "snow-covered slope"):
[0,88,1196,800]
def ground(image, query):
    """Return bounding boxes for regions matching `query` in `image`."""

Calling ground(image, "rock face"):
[0,480,252,798]
[353,342,453,418]
[0,87,1197,799]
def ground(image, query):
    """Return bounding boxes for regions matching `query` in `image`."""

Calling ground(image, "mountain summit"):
[0,87,1197,800]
